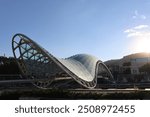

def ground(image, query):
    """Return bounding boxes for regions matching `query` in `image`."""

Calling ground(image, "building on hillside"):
[130,57,150,74]
[105,53,150,75]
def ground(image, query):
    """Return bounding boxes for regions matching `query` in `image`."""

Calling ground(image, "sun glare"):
[134,37,150,53]
[125,24,150,53]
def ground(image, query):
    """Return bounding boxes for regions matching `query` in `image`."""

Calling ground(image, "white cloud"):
[134,25,149,30]
[132,10,146,20]
[141,15,146,19]
[127,32,142,38]
[124,29,135,33]
[124,25,149,37]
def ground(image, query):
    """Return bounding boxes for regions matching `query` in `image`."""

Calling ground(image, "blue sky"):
[1,0,150,61]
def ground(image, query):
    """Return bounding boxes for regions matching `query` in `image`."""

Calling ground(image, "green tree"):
[123,67,131,74]
[123,62,131,66]
[139,63,150,74]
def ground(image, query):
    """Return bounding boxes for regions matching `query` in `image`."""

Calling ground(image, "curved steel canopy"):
[12,33,114,89]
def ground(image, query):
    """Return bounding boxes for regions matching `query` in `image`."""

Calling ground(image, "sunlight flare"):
[125,25,150,53]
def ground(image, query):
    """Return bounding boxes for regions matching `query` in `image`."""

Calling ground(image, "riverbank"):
[0,89,150,100]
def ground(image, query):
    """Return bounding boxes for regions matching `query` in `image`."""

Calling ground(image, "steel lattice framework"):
[12,33,114,89]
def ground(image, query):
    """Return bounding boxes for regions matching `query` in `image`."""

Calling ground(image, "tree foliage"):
[123,62,131,66]
[139,63,150,74]
[123,67,131,74]
[0,57,20,74]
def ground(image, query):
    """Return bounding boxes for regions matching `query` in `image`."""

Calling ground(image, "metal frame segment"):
[12,33,114,89]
